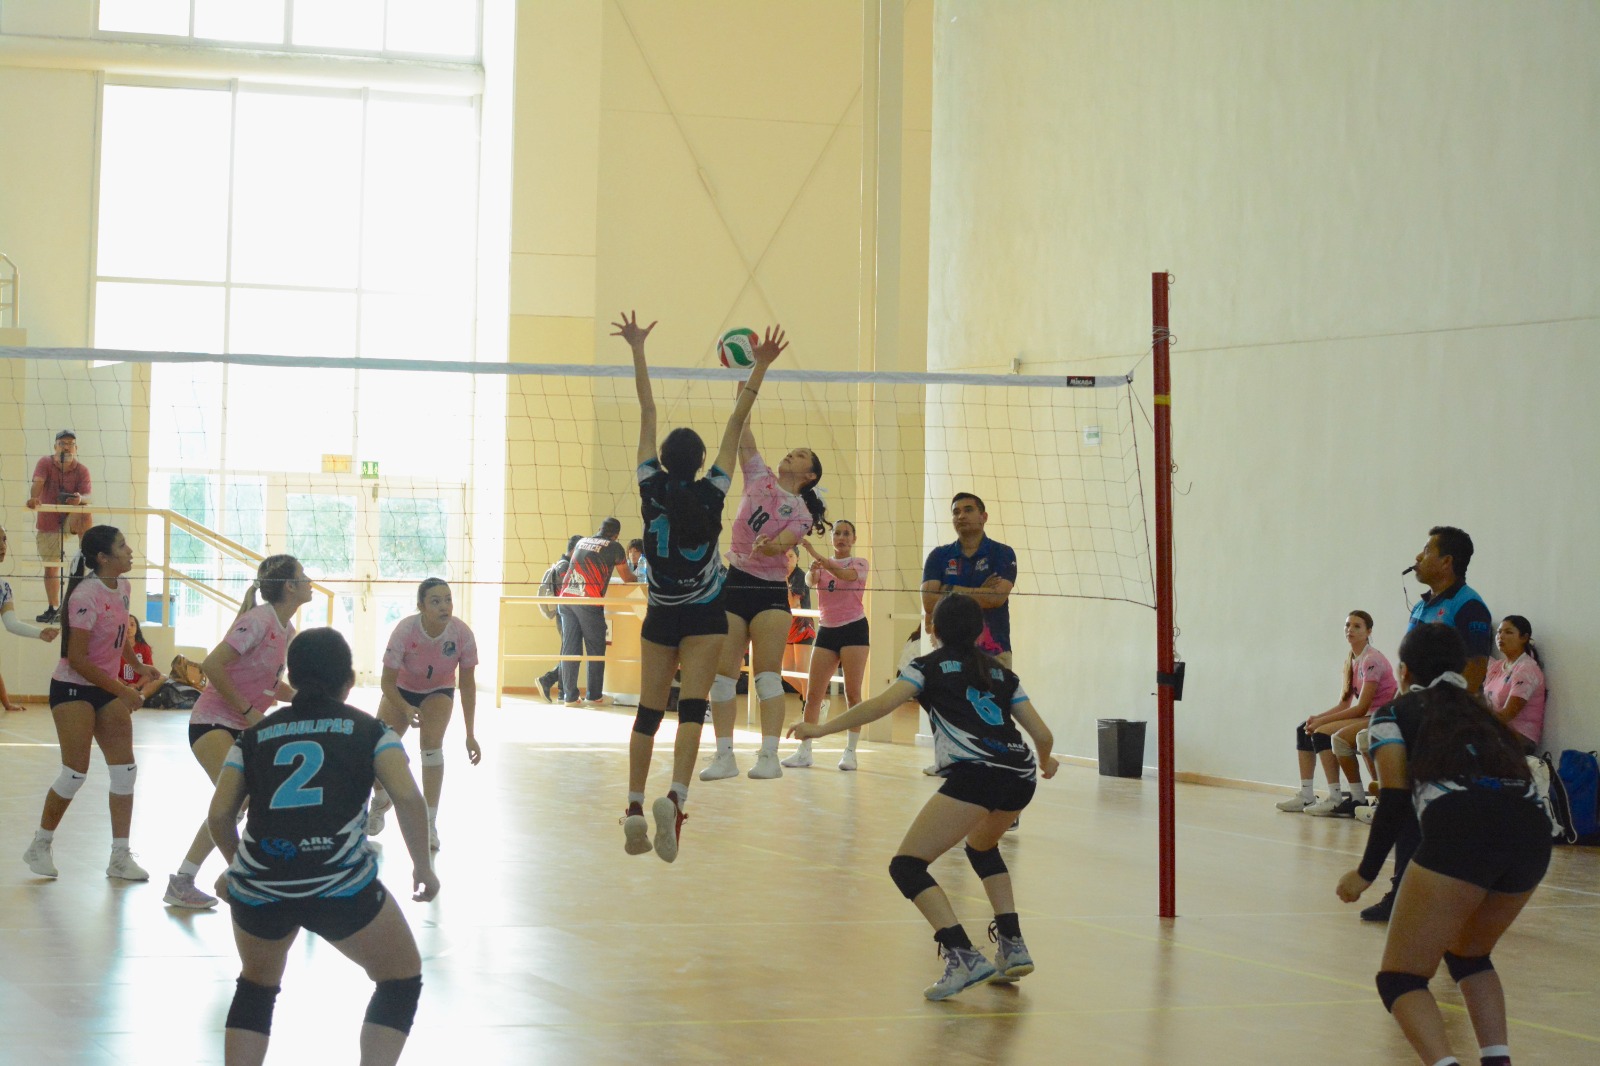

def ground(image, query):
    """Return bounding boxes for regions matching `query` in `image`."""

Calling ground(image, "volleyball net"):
[0,345,1153,659]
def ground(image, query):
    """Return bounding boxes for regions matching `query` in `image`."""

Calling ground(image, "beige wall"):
[929,0,1600,781]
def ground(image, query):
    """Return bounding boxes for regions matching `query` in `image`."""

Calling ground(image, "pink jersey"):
[1351,644,1398,711]
[727,450,816,582]
[1485,654,1546,745]
[52,577,132,687]
[383,614,478,693]
[815,556,869,628]
[192,605,295,729]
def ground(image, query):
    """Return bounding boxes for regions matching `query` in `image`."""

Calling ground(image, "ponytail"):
[240,554,301,618]
[1400,623,1529,786]
[930,594,1005,693]
[59,525,121,660]
[800,452,830,536]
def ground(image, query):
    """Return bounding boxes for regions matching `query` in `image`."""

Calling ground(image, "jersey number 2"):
[965,686,1004,726]
[270,741,326,809]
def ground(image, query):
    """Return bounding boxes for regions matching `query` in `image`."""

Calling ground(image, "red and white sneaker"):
[651,794,686,864]
[621,803,651,855]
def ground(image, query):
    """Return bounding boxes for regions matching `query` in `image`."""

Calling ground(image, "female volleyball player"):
[1276,610,1396,817]
[21,525,157,880]
[613,310,784,861]
[789,594,1058,1000]
[701,365,829,782]
[162,555,312,909]
[367,578,480,852]
[783,520,870,770]
[1483,615,1546,754]
[1,522,61,711]
[1337,622,1549,1066]
[210,627,436,1066]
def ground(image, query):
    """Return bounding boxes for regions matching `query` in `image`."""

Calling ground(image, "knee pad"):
[107,762,137,796]
[964,844,1008,880]
[225,978,281,1035]
[1375,970,1431,1012]
[50,765,87,800]
[1294,724,1314,752]
[1332,732,1357,758]
[753,671,784,701]
[887,854,937,900]
[710,674,738,703]
[1356,728,1371,755]
[677,697,709,725]
[419,748,444,768]
[632,707,665,736]
[1443,951,1494,983]
[364,975,423,1034]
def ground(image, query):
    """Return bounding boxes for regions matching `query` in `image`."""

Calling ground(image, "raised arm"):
[800,537,856,581]
[613,311,659,465]
[712,325,787,474]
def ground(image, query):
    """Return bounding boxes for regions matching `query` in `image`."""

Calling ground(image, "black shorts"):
[227,877,389,942]
[189,723,243,747]
[49,678,121,712]
[814,617,870,655]
[936,762,1037,813]
[396,687,454,708]
[722,567,790,624]
[1414,790,1552,893]
[641,598,729,646]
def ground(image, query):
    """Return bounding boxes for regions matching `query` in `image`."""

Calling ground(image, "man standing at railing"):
[557,517,637,707]
[25,430,92,624]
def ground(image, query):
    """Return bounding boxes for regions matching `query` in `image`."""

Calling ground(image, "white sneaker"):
[1275,793,1316,812]
[838,749,858,771]
[922,763,940,776]
[780,746,813,769]
[582,695,613,708]
[1353,802,1376,825]
[107,847,150,881]
[699,750,739,781]
[1304,796,1344,817]
[924,946,997,1001]
[367,791,392,836]
[747,751,784,780]
[163,873,218,909]
[652,794,686,864]
[22,836,57,878]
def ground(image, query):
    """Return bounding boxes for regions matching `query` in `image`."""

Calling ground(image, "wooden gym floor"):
[2,698,1598,1065]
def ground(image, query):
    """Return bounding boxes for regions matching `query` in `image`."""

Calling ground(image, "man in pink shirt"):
[25,430,92,624]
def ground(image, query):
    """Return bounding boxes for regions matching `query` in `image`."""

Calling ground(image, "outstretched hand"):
[610,310,657,350]
[787,721,822,741]
[752,325,788,366]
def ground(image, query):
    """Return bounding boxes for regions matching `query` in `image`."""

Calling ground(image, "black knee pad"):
[1375,970,1430,1012]
[632,707,665,736]
[677,697,709,725]
[224,978,281,1035]
[1443,951,1494,983]
[364,975,423,1034]
[1295,723,1314,752]
[888,854,936,900]
[964,844,1008,880]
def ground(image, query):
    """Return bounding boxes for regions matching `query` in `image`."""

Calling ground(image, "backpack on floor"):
[1555,749,1600,844]
[170,654,207,690]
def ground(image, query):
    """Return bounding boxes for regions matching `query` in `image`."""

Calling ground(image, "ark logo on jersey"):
[296,836,336,854]
[260,837,299,860]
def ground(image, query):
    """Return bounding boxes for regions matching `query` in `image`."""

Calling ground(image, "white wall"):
[928,0,1600,782]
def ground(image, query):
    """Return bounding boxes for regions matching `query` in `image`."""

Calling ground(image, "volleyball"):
[717,328,758,368]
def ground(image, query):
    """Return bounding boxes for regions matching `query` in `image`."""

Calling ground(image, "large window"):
[97,0,480,59]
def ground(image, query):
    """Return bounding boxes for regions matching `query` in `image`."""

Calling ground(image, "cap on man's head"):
[55,429,76,442]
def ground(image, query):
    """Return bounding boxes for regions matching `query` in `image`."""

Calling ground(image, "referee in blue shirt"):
[920,493,1018,664]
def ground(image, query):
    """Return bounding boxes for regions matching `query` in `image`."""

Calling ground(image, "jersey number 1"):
[648,514,709,562]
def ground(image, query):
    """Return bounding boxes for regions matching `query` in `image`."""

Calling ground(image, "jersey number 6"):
[965,686,1005,727]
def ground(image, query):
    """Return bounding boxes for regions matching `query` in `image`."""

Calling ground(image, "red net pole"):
[1153,271,1176,919]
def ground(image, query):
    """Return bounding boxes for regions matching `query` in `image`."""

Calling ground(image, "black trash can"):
[1097,718,1147,778]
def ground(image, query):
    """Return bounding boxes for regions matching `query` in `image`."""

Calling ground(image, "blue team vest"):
[1408,582,1486,631]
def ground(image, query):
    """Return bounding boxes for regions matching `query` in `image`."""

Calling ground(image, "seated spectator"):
[1484,615,1546,755]
[626,538,649,583]
[119,615,166,702]
[1277,610,1397,817]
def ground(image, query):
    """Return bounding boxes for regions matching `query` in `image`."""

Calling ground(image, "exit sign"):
[360,460,380,479]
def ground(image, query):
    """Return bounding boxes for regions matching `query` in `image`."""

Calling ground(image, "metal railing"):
[37,502,335,628]
[0,251,17,328]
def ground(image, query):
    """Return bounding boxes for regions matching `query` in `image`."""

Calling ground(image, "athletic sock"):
[35,828,54,842]
[1299,779,1315,799]
[933,925,972,952]
[112,837,130,851]
[1479,1045,1511,1066]
[995,912,1021,939]
[426,806,438,825]
[1431,1058,1460,1066]
[796,739,812,754]
[845,732,859,751]
[669,782,688,806]
[760,735,778,756]
[627,791,644,807]
[177,860,202,877]
[716,737,733,756]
